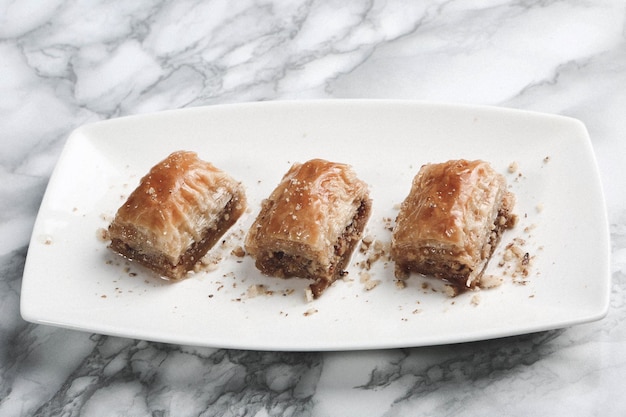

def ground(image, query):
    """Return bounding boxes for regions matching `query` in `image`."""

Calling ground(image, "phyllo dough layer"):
[391,159,516,289]
[108,151,246,280]
[245,158,372,298]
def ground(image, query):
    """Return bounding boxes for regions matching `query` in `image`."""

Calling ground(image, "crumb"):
[394,267,409,280]
[523,224,537,233]
[246,284,268,298]
[358,238,391,271]
[303,308,318,316]
[305,287,314,303]
[373,239,385,252]
[364,279,381,291]
[500,237,535,283]
[443,285,459,298]
[96,228,109,242]
[508,161,519,173]
[479,274,503,289]
[231,246,245,257]
[360,234,374,250]
[535,203,544,213]
[359,271,381,291]
[543,156,551,163]
[198,253,222,272]
[395,279,406,289]
[470,294,481,306]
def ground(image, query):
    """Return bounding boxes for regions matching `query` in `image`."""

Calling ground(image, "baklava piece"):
[108,151,246,280]
[245,159,372,298]
[391,159,516,289]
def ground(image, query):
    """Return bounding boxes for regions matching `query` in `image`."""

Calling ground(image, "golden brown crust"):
[108,151,246,280]
[245,159,371,298]
[391,159,516,289]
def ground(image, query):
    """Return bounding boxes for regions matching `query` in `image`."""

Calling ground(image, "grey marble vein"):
[2,0,626,416]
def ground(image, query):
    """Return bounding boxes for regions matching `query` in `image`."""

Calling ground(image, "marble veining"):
[2,0,626,415]
[27,339,321,416]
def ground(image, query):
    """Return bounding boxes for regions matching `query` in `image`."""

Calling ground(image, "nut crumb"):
[303,308,318,316]
[198,253,223,272]
[443,285,459,298]
[246,284,270,298]
[358,237,391,270]
[364,279,381,291]
[359,271,381,291]
[96,228,109,242]
[231,246,245,257]
[361,234,374,248]
[499,237,534,283]
[479,274,503,289]
[470,294,481,306]
[305,287,314,303]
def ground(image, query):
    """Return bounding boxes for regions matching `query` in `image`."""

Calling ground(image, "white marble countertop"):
[2,1,626,415]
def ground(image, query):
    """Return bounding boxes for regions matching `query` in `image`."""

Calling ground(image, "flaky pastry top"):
[245,159,370,263]
[392,159,510,263]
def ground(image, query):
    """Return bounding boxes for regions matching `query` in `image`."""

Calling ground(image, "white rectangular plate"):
[21,100,610,351]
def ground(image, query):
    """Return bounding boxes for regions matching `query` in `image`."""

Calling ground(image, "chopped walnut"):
[470,294,481,306]
[303,308,318,316]
[479,274,503,289]
[395,279,407,289]
[231,246,246,257]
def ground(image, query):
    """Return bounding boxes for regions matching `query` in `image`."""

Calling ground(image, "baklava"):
[108,151,246,280]
[245,159,372,298]
[391,159,516,289]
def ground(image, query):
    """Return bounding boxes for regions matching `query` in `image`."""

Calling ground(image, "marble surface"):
[2,0,626,415]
